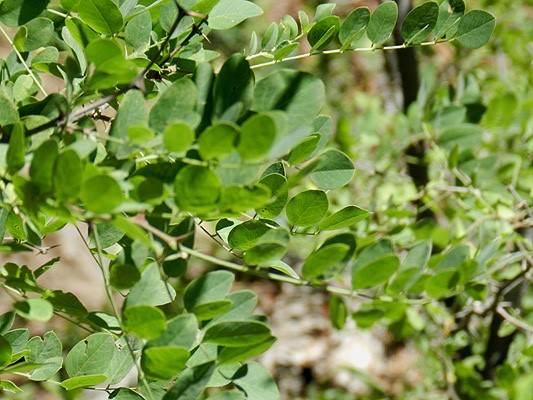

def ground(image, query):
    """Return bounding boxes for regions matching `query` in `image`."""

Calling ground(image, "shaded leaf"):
[401,1,439,44]
[203,321,271,347]
[302,243,350,280]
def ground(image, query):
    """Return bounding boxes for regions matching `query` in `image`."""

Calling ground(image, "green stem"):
[89,225,156,400]
[182,246,370,299]
[0,24,47,96]
[248,40,445,69]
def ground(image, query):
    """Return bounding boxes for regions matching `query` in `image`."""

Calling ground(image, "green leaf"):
[314,3,336,21]
[274,42,298,60]
[353,239,393,270]
[53,150,83,201]
[329,295,348,330]
[191,300,233,321]
[13,75,37,102]
[141,346,189,380]
[109,388,145,400]
[61,375,107,390]
[0,0,49,26]
[209,290,258,325]
[218,337,276,365]
[106,338,135,385]
[174,166,221,213]
[0,312,15,335]
[310,149,355,190]
[3,329,28,355]
[163,362,215,400]
[307,16,340,51]
[319,205,370,231]
[228,220,287,251]
[123,305,167,339]
[184,270,234,311]
[302,243,350,280]
[147,314,198,350]
[0,335,12,369]
[439,123,483,150]
[237,114,277,161]
[0,379,22,393]
[81,175,124,214]
[213,54,253,121]
[400,1,439,44]
[65,333,115,378]
[108,90,147,155]
[244,242,287,266]
[437,245,470,270]
[366,1,398,46]
[78,0,124,35]
[0,92,19,126]
[163,122,195,153]
[232,362,280,400]
[339,7,370,48]
[110,263,140,290]
[6,124,25,175]
[403,241,432,268]
[26,332,62,381]
[149,78,198,134]
[207,391,246,400]
[209,0,263,30]
[125,263,176,308]
[21,17,54,51]
[254,70,325,132]
[191,0,221,15]
[203,321,271,347]
[286,190,329,227]
[30,140,58,193]
[256,173,288,219]
[425,270,459,299]
[265,260,299,279]
[352,254,400,289]
[455,10,495,49]
[110,215,151,247]
[434,0,464,39]
[14,299,53,322]
[198,123,239,160]
[125,7,151,52]
[288,134,320,165]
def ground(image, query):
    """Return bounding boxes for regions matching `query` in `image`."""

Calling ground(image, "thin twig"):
[0,24,47,96]
[248,39,447,69]
[496,305,533,334]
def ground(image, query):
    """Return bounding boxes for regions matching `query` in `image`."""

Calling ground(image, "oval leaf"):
[455,10,495,49]
[401,1,439,44]
[203,321,271,347]
[319,205,370,231]
[366,1,398,46]
[78,0,123,35]
[302,243,350,280]
[310,149,355,190]
[286,190,329,227]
